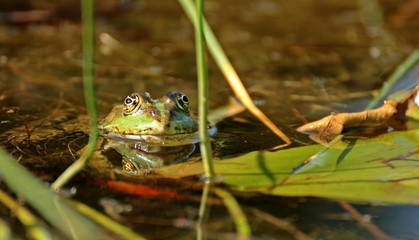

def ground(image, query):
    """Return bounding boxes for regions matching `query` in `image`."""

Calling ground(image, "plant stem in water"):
[194,0,215,180]
[178,0,291,148]
[51,0,98,190]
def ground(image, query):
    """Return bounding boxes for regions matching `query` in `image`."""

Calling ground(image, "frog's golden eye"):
[178,93,189,110]
[167,91,189,111]
[123,93,141,115]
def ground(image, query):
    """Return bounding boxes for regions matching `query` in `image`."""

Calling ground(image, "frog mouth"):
[102,125,217,147]
[103,131,202,147]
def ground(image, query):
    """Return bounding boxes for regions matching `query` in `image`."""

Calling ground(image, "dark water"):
[1,0,419,239]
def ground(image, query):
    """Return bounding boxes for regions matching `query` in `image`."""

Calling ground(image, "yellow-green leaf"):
[158,130,419,204]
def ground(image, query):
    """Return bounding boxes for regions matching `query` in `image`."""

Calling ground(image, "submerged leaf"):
[158,130,419,204]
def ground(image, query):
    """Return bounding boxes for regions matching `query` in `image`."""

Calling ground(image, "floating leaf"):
[158,130,419,204]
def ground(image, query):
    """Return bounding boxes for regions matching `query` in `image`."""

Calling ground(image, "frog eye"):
[177,93,189,110]
[175,93,190,111]
[123,93,141,115]
[166,91,190,111]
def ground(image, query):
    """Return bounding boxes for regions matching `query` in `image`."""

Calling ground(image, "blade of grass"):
[178,0,291,149]
[51,0,98,190]
[194,0,215,180]
[193,0,217,235]
[0,189,51,239]
[190,3,251,238]
[366,49,419,109]
[0,219,11,240]
[0,149,107,239]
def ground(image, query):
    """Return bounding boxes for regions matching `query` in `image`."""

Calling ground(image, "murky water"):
[1,0,418,239]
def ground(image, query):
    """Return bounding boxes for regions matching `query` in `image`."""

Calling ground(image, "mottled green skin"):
[101,91,199,146]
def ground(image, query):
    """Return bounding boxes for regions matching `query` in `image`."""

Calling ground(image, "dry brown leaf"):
[297,99,398,144]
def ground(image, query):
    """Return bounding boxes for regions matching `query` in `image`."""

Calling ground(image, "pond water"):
[0,0,418,239]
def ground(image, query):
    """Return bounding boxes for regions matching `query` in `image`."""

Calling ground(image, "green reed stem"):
[51,0,98,190]
[179,0,291,148]
[213,188,251,239]
[181,1,251,237]
[179,0,228,73]
[193,0,215,180]
[366,49,419,109]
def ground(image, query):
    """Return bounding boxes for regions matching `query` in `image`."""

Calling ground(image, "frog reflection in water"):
[101,91,206,174]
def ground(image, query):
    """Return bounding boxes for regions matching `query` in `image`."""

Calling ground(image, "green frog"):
[101,91,216,174]
[101,91,201,145]
[1,90,243,175]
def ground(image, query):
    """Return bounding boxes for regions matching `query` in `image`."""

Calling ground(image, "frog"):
[100,91,209,174]
[101,91,201,146]
[1,90,244,176]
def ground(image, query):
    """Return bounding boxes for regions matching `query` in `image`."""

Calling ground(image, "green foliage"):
[158,129,419,204]
[0,149,107,239]
[192,0,215,180]
[51,0,99,190]
[0,149,146,239]
[367,49,419,109]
